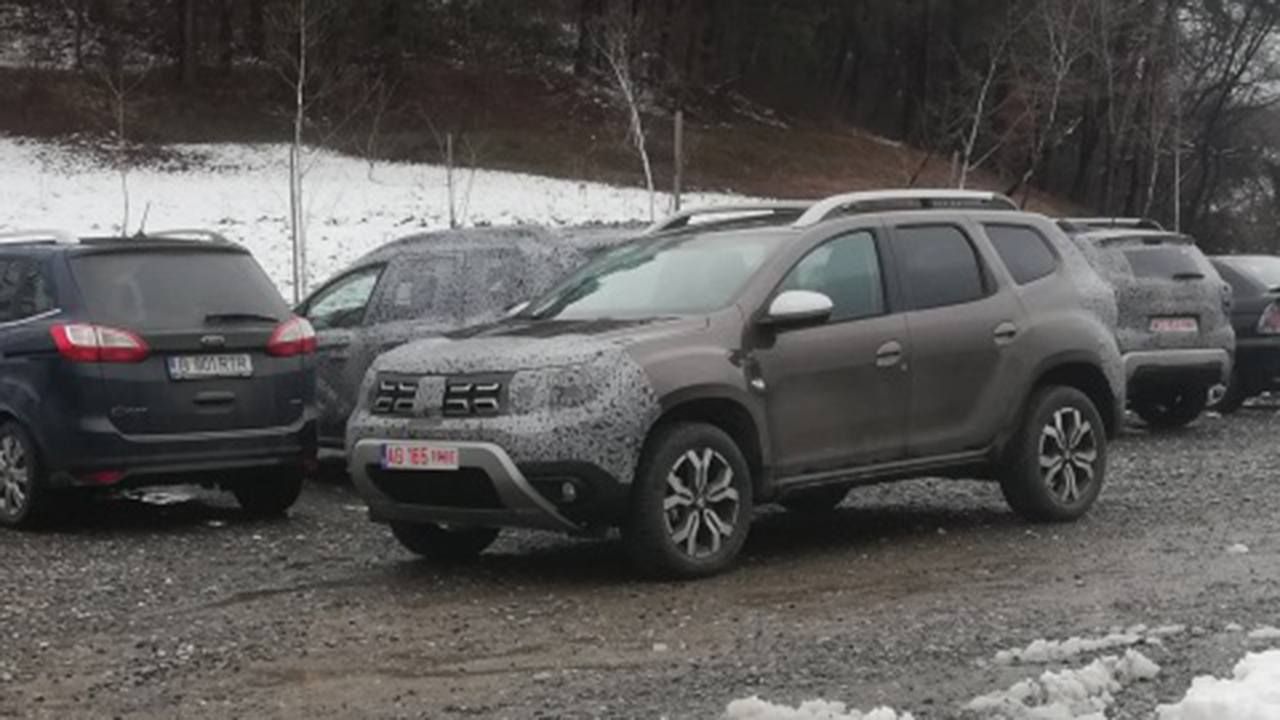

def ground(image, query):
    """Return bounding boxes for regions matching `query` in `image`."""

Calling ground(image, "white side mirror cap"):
[765,290,834,324]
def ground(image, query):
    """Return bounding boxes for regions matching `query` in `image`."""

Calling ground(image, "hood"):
[373,316,709,375]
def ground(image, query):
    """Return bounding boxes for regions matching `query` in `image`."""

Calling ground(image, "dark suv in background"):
[298,226,626,452]
[348,191,1124,578]
[0,230,317,527]
[1209,254,1280,412]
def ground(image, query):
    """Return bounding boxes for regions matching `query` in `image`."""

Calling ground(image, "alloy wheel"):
[1038,407,1097,505]
[663,447,740,559]
[0,433,30,518]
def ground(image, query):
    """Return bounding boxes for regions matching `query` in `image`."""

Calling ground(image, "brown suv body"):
[348,191,1123,577]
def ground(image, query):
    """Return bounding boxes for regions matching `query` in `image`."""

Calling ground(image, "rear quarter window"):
[983,224,1058,284]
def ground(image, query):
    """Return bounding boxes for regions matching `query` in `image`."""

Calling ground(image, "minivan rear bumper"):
[45,413,318,488]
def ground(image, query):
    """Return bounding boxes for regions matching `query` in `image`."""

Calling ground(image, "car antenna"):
[133,202,152,239]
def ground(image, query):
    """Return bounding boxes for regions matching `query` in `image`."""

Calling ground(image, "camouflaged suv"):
[348,190,1125,578]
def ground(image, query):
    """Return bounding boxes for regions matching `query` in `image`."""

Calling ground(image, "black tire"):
[1210,370,1249,415]
[0,421,47,529]
[1133,387,1208,429]
[624,422,754,579]
[389,522,500,561]
[1000,386,1107,523]
[232,470,303,518]
[779,485,847,514]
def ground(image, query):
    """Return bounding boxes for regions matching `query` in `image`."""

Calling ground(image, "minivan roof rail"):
[1061,217,1165,231]
[645,202,811,235]
[0,229,78,245]
[792,189,1018,228]
[143,228,233,244]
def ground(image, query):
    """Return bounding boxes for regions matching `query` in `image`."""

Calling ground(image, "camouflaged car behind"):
[349,191,1125,579]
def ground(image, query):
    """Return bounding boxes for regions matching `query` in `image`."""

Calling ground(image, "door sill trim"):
[775,449,992,492]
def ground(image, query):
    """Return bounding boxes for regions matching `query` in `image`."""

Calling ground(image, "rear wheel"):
[232,469,303,517]
[0,422,45,529]
[1133,387,1208,429]
[1210,370,1249,415]
[1000,386,1106,522]
[624,422,753,579]
[389,523,500,561]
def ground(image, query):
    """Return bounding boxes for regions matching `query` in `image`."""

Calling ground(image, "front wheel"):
[1133,387,1208,429]
[624,422,754,579]
[232,470,303,518]
[390,523,500,561]
[1000,386,1106,522]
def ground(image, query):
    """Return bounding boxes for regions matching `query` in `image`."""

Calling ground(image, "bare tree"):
[599,14,656,221]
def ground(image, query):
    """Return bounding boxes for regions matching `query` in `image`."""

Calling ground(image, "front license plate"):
[167,354,254,380]
[382,442,460,471]
[1149,317,1198,333]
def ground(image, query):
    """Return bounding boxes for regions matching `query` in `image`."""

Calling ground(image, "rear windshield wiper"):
[1172,272,1205,281]
[204,312,280,324]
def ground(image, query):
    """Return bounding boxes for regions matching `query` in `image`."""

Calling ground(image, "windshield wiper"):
[204,312,280,324]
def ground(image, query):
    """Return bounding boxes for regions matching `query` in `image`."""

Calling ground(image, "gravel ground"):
[3,409,1280,719]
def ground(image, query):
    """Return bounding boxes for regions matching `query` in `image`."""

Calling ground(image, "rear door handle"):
[994,322,1018,345]
[875,340,904,368]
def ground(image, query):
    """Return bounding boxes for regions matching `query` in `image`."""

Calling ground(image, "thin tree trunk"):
[219,0,233,73]
[179,0,197,87]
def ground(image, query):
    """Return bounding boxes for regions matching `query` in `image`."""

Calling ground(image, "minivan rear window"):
[70,250,288,330]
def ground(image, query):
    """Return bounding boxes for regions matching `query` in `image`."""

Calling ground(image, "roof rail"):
[1061,217,1165,231]
[0,229,78,245]
[143,228,233,244]
[645,202,811,235]
[792,189,1018,228]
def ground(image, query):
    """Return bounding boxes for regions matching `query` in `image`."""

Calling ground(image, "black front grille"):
[373,376,418,416]
[443,378,505,417]
[368,466,502,508]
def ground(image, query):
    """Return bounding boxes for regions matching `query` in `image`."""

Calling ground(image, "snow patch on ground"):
[1226,543,1251,555]
[1245,626,1280,641]
[1157,650,1280,719]
[992,625,1184,666]
[0,136,752,299]
[968,649,1160,719]
[723,698,912,720]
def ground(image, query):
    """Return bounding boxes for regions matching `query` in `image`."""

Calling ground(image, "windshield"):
[1222,256,1280,291]
[524,232,785,320]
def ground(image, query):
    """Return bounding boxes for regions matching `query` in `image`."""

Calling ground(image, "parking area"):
[3,408,1280,719]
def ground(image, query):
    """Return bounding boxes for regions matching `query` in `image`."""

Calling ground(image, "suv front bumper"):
[350,439,584,533]
[1123,348,1231,387]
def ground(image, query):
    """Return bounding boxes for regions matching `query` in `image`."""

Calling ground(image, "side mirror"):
[763,290,833,326]
[504,301,530,318]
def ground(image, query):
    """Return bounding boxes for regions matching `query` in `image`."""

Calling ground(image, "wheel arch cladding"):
[648,393,765,495]
[1034,361,1118,438]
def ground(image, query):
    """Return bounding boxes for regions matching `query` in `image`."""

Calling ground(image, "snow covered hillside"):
[0,136,749,300]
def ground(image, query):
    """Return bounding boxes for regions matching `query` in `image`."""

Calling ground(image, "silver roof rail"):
[645,202,811,235]
[144,228,233,244]
[1062,217,1165,231]
[0,229,78,245]
[792,189,1018,228]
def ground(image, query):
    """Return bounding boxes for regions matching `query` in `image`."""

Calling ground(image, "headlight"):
[511,363,607,411]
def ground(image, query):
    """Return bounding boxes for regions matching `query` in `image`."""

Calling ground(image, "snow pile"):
[993,626,1186,666]
[1157,650,1280,720]
[967,649,1160,719]
[1246,627,1280,641]
[724,698,912,720]
[0,136,752,298]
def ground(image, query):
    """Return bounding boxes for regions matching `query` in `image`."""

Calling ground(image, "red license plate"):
[1149,317,1198,333]
[382,442,460,471]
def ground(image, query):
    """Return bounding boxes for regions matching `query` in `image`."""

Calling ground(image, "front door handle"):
[875,340,904,368]
[994,322,1018,345]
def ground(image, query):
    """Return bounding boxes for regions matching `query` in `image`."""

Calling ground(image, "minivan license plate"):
[167,354,254,380]
[1149,317,1198,333]
[382,442,460,471]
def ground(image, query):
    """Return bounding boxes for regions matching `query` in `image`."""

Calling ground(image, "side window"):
[781,231,884,322]
[0,259,53,323]
[895,224,988,310]
[984,224,1058,285]
[374,253,464,323]
[304,266,383,331]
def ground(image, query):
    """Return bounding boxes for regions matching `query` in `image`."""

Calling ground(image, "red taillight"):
[79,470,125,486]
[50,323,149,363]
[267,316,317,357]
[1259,303,1280,335]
